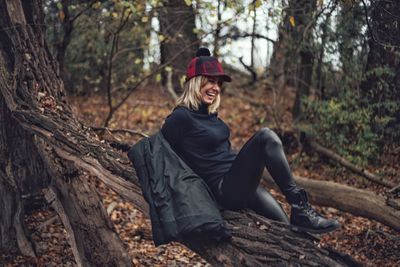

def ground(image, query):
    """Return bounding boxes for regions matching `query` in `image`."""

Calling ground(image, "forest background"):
[1,0,399,266]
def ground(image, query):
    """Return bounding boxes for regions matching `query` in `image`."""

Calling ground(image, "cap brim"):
[207,74,232,82]
[221,74,232,82]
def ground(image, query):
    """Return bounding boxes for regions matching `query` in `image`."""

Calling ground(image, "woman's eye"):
[208,78,222,86]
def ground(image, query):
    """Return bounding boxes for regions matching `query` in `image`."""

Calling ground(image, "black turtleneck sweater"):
[161,104,237,191]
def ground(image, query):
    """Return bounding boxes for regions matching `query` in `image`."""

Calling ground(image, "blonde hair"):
[176,76,221,114]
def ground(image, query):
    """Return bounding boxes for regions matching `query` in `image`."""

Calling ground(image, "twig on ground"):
[33,215,58,233]
[389,184,400,195]
[376,229,400,241]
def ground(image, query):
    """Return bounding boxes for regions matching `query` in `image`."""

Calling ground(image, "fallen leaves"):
[3,85,399,266]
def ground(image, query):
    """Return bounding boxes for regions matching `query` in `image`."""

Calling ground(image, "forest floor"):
[2,82,400,266]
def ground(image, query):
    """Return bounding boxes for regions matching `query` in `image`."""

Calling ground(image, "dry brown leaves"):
[3,84,399,266]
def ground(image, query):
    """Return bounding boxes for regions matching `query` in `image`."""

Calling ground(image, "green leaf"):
[155,73,161,83]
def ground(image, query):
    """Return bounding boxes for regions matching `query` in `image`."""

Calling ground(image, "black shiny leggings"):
[217,128,299,224]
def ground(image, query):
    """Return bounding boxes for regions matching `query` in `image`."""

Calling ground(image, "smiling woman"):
[160,47,340,239]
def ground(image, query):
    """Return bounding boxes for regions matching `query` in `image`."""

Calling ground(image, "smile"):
[206,90,218,97]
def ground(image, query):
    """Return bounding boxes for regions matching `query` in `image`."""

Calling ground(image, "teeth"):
[206,91,216,96]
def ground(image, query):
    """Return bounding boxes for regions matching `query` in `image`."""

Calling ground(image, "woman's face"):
[200,76,223,105]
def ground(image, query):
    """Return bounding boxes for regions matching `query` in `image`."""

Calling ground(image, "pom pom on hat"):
[196,47,211,57]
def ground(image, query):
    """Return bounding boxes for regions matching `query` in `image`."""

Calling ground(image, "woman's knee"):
[256,127,282,147]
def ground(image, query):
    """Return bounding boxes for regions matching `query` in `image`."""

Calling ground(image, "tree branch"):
[304,138,395,188]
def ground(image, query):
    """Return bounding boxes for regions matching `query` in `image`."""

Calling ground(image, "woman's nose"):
[212,83,220,91]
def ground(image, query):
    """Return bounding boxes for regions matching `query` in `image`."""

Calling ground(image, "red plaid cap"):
[186,56,232,82]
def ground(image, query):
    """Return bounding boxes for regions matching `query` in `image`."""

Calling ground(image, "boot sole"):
[291,223,341,234]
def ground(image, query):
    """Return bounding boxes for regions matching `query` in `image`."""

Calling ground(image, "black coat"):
[128,131,230,246]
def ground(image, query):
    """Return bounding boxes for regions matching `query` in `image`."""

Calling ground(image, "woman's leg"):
[219,127,340,233]
[220,128,299,208]
[248,186,289,223]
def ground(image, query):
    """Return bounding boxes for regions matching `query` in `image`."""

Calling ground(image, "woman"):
[161,48,340,234]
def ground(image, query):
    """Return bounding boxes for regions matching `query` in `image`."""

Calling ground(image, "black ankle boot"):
[290,189,340,234]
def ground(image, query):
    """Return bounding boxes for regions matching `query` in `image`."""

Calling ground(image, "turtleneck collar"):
[196,103,209,114]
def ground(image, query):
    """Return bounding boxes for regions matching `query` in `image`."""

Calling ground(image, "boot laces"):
[302,202,319,218]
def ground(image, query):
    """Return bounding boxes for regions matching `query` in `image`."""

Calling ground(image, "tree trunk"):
[250,0,257,69]
[0,79,49,258]
[268,7,293,91]
[268,0,316,114]
[55,0,74,91]
[159,0,198,94]
[0,1,131,265]
[0,1,356,265]
[290,0,317,120]
[336,2,364,93]
[213,0,222,57]
[360,0,400,143]
[292,50,314,119]
[315,6,335,100]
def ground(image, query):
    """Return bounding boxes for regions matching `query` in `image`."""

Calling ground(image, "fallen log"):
[306,138,395,188]
[186,211,358,266]
[263,176,400,231]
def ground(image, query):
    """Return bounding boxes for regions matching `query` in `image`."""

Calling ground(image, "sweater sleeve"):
[161,108,188,148]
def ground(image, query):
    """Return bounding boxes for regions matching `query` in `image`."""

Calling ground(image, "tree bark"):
[0,170,36,257]
[55,0,74,89]
[268,0,316,119]
[213,0,222,57]
[0,77,49,257]
[0,0,356,265]
[0,1,131,265]
[315,4,336,100]
[40,143,131,266]
[186,210,357,266]
[250,0,257,69]
[159,0,199,94]
[268,6,293,91]
[336,2,364,93]
[290,0,317,120]
[292,50,313,119]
